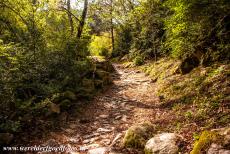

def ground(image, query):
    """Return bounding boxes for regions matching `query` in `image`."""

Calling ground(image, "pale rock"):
[87,147,108,154]
[144,133,182,154]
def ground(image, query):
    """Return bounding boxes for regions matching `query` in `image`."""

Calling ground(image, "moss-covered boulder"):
[96,60,115,72]
[95,70,112,85]
[123,122,155,149]
[59,99,72,110]
[63,91,77,101]
[190,127,230,154]
[51,91,76,103]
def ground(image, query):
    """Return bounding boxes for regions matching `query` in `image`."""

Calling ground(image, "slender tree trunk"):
[77,0,88,39]
[67,0,74,35]
[110,0,114,51]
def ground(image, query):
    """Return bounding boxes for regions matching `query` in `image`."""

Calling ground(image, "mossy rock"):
[94,79,104,89]
[59,99,72,110]
[95,70,109,79]
[95,70,112,85]
[96,60,115,72]
[190,130,223,154]
[51,91,76,103]
[63,91,77,101]
[123,122,155,149]
[82,78,95,91]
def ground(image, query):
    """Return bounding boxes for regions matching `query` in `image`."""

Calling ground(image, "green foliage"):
[89,33,112,57]
[0,0,96,133]
[113,0,167,59]
[133,56,144,66]
[113,0,229,65]
[164,0,230,61]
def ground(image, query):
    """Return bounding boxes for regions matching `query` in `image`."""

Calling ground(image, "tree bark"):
[67,0,74,35]
[77,0,88,39]
[110,0,114,51]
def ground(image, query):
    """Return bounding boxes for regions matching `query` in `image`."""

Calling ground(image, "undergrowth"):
[140,58,229,149]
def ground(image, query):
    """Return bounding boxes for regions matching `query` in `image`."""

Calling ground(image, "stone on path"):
[144,133,182,154]
[68,137,79,143]
[208,143,230,154]
[80,144,100,151]
[99,114,109,119]
[87,147,108,154]
[121,115,128,122]
[100,139,111,145]
[83,133,100,139]
[83,137,100,144]
[97,127,113,133]
[115,115,122,120]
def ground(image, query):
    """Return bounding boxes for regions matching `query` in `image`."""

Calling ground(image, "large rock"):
[95,70,112,85]
[123,122,155,148]
[96,60,115,72]
[144,133,182,154]
[191,127,230,154]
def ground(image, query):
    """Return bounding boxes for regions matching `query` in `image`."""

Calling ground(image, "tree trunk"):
[67,0,74,35]
[77,0,88,39]
[110,0,114,51]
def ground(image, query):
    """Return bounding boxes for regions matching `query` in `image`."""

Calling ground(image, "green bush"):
[133,56,144,66]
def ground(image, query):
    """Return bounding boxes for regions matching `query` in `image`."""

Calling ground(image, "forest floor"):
[28,63,163,154]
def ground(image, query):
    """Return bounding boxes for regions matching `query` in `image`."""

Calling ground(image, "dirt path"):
[33,64,160,154]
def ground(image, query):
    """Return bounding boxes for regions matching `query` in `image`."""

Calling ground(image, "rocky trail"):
[12,62,230,154]
[29,63,161,154]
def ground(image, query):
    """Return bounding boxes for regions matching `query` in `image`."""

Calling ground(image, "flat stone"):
[68,138,79,143]
[83,137,100,144]
[97,128,113,133]
[121,115,128,122]
[115,115,122,120]
[87,147,108,154]
[99,115,109,119]
[83,133,100,139]
[80,144,100,151]
[100,139,111,145]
